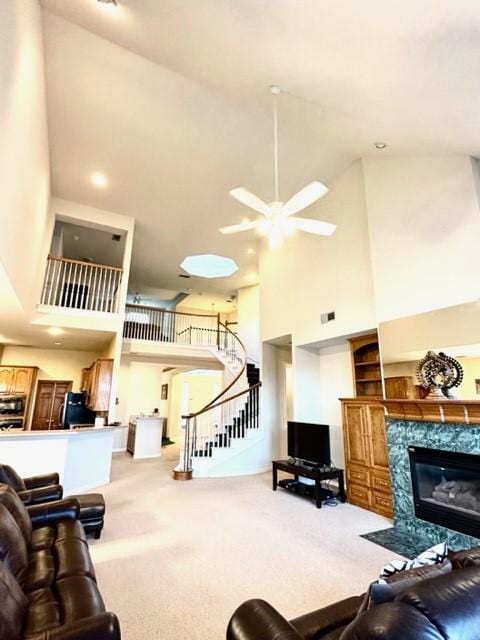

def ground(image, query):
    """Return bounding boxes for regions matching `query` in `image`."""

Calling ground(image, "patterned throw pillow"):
[379,542,448,581]
[357,542,450,615]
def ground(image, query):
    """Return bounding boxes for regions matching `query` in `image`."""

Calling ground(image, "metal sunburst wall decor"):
[416,351,464,399]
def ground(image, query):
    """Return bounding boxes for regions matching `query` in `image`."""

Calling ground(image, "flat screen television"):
[287,421,331,467]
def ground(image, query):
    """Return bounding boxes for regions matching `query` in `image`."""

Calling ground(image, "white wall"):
[0,0,51,312]
[317,342,354,468]
[259,160,377,346]
[1,345,99,391]
[364,156,480,322]
[236,285,260,362]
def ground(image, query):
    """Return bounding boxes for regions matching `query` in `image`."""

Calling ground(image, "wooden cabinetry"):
[0,366,37,396]
[127,422,136,454]
[349,333,382,398]
[341,398,392,517]
[81,359,113,412]
[0,366,38,428]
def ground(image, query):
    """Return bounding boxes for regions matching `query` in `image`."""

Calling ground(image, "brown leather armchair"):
[0,463,63,505]
[0,484,120,639]
[227,547,480,640]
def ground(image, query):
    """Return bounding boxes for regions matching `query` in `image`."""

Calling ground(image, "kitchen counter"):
[0,427,115,493]
[127,416,164,459]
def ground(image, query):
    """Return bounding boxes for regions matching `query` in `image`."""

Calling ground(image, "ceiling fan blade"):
[229,187,271,216]
[291,217,336,236]
[281,181,329,217]
[219,220,260,235]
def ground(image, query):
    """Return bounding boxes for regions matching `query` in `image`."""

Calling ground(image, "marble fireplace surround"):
[363,403,480,556]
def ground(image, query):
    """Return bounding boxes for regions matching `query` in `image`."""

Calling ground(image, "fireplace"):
[409,446,480,538]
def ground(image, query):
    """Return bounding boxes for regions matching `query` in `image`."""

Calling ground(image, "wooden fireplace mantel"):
[380,399,480,425]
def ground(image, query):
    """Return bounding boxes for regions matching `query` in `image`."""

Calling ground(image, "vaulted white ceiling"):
[40,0,480,294]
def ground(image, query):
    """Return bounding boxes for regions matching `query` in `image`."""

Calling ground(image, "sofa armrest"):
[27,498,80,528]
[18,484,64,506]
[23,472,60,489]
[28,613,121,640]
[290,595,364,640]
[227,599,303,640]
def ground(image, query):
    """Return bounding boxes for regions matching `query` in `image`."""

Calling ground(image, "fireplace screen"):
[409,446,480,538]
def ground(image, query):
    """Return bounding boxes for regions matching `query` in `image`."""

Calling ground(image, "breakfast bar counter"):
[0,427,115,494]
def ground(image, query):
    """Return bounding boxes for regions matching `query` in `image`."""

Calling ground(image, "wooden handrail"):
[48,255,123,272]
[182,382,261,419]
[183,320,248,418]
[124,303,217,318]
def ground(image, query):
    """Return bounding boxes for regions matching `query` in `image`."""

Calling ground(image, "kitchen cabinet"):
[0,366,38,429]
[81,359,113,412]
[341,398,392,518]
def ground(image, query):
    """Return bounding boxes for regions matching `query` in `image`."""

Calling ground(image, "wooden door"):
[366,403,389,470]
[31,381,72,430]
[343,402,369,467]
[50,382,72,429]
[11,368,33,394]
[0,367,13,393]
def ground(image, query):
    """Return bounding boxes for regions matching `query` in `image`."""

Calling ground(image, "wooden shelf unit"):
[348,333,382,398]
[341,397,392,517]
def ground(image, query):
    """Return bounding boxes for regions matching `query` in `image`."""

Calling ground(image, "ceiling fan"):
[220,86,336,249]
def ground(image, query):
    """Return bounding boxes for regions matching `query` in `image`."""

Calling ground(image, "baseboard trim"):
[64,477,111,494]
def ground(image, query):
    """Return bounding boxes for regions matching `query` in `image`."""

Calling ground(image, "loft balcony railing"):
[40,256,123,314]
[123,303,223,347]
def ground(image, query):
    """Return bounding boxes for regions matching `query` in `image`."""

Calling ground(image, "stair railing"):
[174,321,260,479]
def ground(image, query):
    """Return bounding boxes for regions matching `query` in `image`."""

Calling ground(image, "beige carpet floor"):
[89,448,402,640]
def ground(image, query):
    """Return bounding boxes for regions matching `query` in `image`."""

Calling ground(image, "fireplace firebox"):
[409,446,480,538]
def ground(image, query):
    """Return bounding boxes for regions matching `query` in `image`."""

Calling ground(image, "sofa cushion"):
[366,559,453,609]
[29,526,56,552]
[25,587,61,636]
[0,483,32,542]
[449,545,480,569]
[0,503,28,585]
[25,549,55,592]
[56,519,88,544]
[0,559,28,640]
[395,564,480,638]
[55,539,96,582]
[0,465,26,491]
[56,575,106,623]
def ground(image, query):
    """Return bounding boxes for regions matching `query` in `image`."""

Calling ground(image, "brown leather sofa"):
[0,464,106,539]
[0,464,63,505]
[0,484,120,639]
[227,546,480,640]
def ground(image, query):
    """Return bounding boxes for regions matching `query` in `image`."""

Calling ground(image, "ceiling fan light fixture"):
[220,86,336,245]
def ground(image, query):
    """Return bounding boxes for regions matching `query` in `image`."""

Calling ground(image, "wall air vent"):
[178,274,191,279]
[320,311,336,324]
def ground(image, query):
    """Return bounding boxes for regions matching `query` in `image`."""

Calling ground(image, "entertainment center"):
[272,459,346,508]
[272,421,345,508]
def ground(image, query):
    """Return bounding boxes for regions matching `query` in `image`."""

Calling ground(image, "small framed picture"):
[475,379,480,395]
[161,384,168,400]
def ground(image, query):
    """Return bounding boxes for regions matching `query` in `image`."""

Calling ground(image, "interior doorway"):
[31,380,73,430]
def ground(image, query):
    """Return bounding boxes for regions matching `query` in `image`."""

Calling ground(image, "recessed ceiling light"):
[97,0,117,5]
[47,327,63,336]
[374,142,388,150]
[180,254,239,279]
[54,341,62,346]
[91,172,108,188]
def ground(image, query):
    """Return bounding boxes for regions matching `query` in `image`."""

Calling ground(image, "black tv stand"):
[272,459,346,509]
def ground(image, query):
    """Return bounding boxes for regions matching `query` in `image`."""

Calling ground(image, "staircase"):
[173,324,262,479]
[121,304,262,479]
